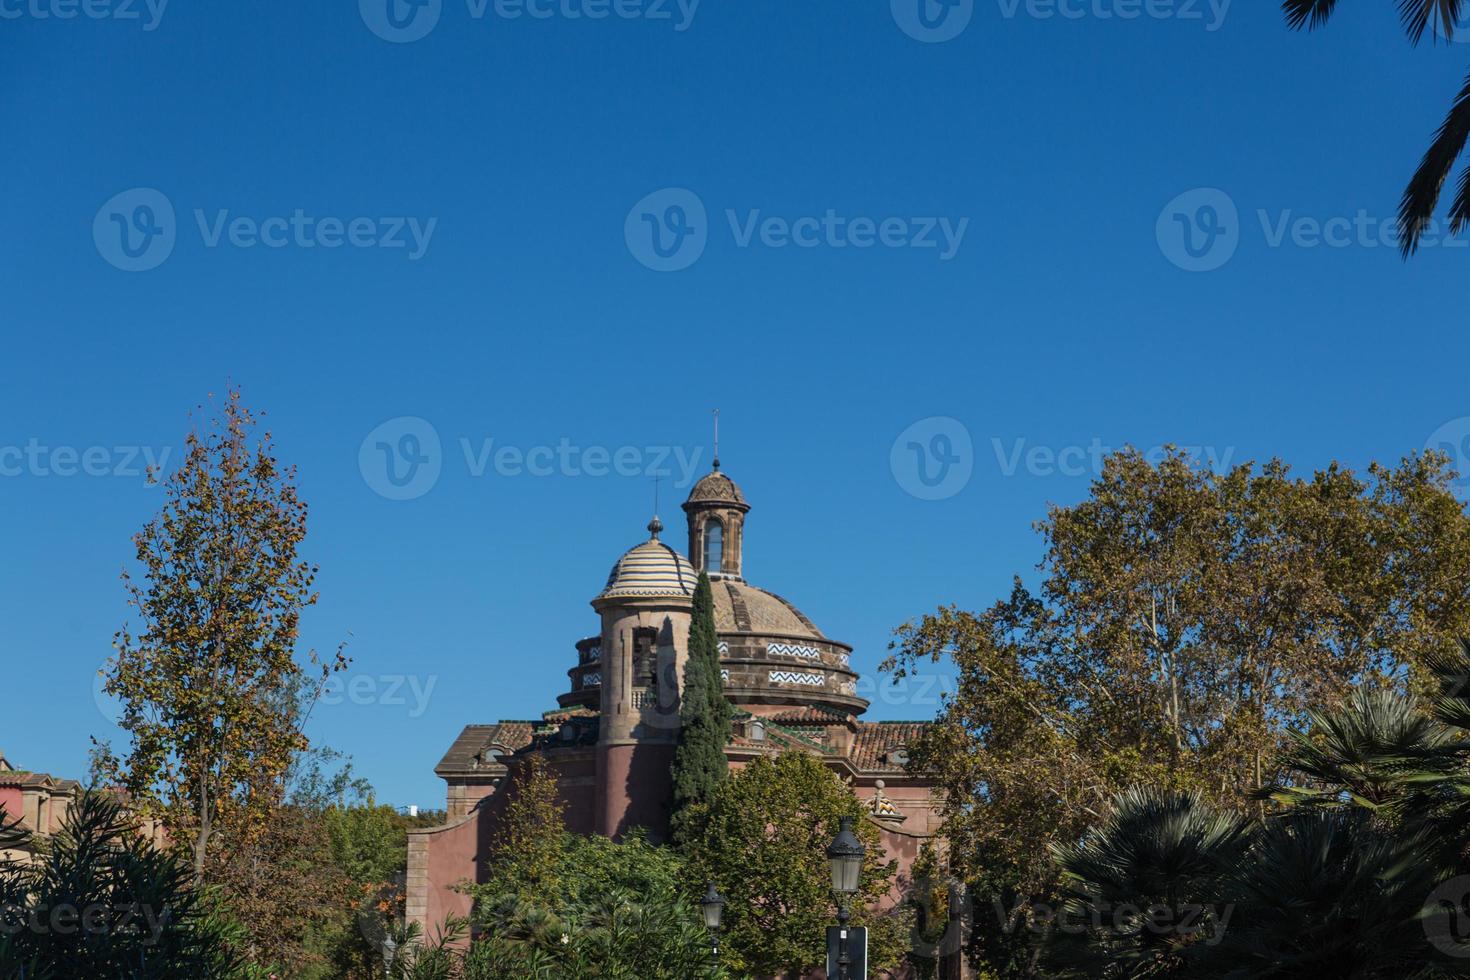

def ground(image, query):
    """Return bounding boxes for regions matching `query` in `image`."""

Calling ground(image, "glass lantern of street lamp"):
[826,816,865,897]
[700,881,726,930]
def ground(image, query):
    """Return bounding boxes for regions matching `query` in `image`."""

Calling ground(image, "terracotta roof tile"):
[434,722,537,776]
[850,722,931,772]
[767,706,849,726]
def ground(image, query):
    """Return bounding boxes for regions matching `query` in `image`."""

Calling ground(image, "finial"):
[649,477,662,539]
[712,408,720,471]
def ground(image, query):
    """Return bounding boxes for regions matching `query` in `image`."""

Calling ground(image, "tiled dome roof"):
[711,579,826,639]
[597,538,696,601]
[685,469,747,507]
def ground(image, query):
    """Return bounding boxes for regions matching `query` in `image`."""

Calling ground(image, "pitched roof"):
[850,722,931,773]
[434,722,537,776]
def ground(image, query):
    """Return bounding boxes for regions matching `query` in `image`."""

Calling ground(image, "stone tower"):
[589,516,695,841]
[682,461,750,579]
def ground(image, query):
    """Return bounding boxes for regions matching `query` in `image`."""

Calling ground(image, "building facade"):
[0,751,82,865]
[406,464,946,947]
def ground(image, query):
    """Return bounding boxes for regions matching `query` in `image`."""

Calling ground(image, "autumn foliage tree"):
[882,447,1470,975]
[93,389,345,888]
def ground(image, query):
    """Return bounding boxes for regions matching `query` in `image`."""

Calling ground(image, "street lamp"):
[700,880,726,965]
[826,816,865,980]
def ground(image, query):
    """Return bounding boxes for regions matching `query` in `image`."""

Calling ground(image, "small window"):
[633,627,658,687]
[704,519,723,573]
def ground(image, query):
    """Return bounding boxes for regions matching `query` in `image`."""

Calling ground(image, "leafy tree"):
[672,572,732,844]
[469,834,726,980]
[0,792,245,979]
[1281,0,1470,256]
[467,764,726,980]
[882,448,1470,975]
[684,752,906,977]
[93,388,347,886]
[477,754,567,905]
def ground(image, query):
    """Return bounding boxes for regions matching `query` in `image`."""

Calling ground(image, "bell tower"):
[683,460,750,580]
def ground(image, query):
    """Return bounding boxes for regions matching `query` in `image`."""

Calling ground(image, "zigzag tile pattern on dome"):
[597,540,696,600]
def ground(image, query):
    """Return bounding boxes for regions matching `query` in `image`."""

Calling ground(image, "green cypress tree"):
[671,572,732,844]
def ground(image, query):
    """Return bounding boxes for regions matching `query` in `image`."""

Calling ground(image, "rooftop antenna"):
[648,475,663,540]
[712,408,721,471]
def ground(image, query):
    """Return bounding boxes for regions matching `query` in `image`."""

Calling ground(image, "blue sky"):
[5,0,1470,808]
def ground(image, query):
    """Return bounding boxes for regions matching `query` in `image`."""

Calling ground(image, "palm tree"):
[1207,810,1448,978]
[1047,641,1470,977]
[1283,0,1470,256]
[1257,686,1455,819]
[0,791,245,979]
[1046,787,1251,978]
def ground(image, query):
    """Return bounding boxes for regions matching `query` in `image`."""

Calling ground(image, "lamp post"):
[826,815,865,980]
[700,880,726,966]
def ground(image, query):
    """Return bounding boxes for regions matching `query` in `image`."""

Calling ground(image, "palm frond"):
[1400,69,1470,256]
[1282,0,1339,30]
[1399,0,1466,43]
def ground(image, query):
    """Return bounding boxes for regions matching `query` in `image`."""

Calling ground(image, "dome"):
[685,469,747,509]
[711,578,825,640]
[596,538,696,601]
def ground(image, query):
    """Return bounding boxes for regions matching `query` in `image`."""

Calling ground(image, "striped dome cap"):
[597,538,696,601]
